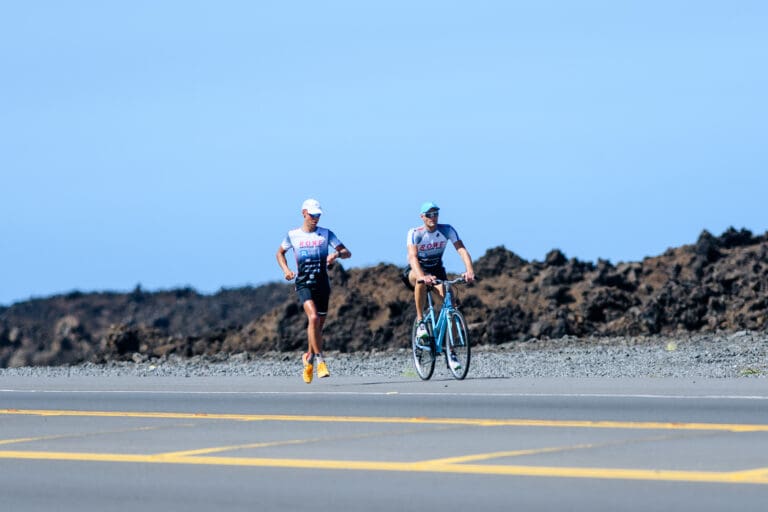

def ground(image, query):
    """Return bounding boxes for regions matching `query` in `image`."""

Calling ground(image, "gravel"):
[1,331,766,379]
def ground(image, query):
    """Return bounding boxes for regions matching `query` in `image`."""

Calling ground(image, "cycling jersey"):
[406,224,460,271]
[280,227,344,288]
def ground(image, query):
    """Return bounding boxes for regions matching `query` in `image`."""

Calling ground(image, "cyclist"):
[404,201,475,370]
[276,198,351,384]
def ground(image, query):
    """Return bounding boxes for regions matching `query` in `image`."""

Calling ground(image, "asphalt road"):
[1,375,768,511]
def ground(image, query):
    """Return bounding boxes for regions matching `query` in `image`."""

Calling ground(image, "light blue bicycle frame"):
[423,281,457,354]
[412,277,470,381]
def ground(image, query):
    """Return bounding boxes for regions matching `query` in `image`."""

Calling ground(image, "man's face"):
[303,210,321,226]
[421,209,439,228]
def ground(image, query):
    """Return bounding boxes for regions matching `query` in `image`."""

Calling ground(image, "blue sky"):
[2,1,766,306]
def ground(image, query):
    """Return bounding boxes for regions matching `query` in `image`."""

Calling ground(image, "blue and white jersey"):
[406,224,460,271]
[281,227,343,288]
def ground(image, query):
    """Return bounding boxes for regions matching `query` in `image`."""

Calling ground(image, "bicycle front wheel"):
[411,317,435,380]
[446,310,470,380]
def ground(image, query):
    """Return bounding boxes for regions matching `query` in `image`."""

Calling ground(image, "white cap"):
[301,198,323,215]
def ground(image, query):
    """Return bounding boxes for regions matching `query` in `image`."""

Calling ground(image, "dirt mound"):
[2,227,767,367]
[0,284,291,367]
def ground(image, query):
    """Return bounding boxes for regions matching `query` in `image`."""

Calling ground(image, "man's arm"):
[276,246,295,281]
[408,243,436,284]
[454,240,475,283]
[327,244,351,266]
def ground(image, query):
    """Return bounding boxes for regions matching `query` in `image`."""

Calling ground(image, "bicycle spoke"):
[411,314,435,380]
[446,311,470,379]
[410,278,469,381]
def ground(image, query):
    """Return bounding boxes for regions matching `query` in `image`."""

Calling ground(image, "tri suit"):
[280,226,344,315]
[403,224,460,287]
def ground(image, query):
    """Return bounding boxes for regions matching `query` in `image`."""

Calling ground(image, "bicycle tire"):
[411,316,435,380]
[446,310,470,380]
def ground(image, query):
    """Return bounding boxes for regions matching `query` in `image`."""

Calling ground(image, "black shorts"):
[296,282,331,316]
[400,264,447,290]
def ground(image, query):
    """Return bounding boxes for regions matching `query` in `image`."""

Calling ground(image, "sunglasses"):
[424,211,439,219]
[308,213,321,219]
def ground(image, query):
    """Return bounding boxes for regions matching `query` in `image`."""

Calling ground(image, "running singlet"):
[280,227,343,288]
[406,224,460,271]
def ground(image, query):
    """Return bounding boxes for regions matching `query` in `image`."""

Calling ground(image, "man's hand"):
[421,274,436,285]
[284,270,296,281]
[462,270,475,284]
[326,252,338,267]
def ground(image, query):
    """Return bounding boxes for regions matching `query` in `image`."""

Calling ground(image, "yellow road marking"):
[0,434,77,446]
[3,408,768,485]
[423,432,691,465]
[0,424,191,446]
[423,443,600,465]
[159,438,316,457]
[0,450,767,484]
[156,423,458,458]
[2,409,767,432]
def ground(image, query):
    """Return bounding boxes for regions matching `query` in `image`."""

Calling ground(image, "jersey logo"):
[299,239,325,248]
[418,241,447,251]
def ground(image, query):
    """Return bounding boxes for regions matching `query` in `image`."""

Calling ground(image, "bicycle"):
[411,277,470,380]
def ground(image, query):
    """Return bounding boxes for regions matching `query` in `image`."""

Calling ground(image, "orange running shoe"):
[302,352,313,384]
[317,360,330,378]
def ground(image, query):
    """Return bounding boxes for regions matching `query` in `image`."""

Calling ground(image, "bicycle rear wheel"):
[411,317,435,380]
[446,310,470,380]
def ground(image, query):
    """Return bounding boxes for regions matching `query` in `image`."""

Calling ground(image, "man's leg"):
[303,300,323,355]
[408,270,427,321]
[307,288,330,378]
[298,299,321,383]
[314,314,329,378]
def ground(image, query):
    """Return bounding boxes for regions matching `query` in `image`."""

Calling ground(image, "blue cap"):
[420,201,440,214]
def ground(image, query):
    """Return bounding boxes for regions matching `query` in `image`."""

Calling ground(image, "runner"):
[276,198,351,383]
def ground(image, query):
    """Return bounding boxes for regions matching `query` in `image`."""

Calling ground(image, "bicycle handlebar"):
[416,277,467,286]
